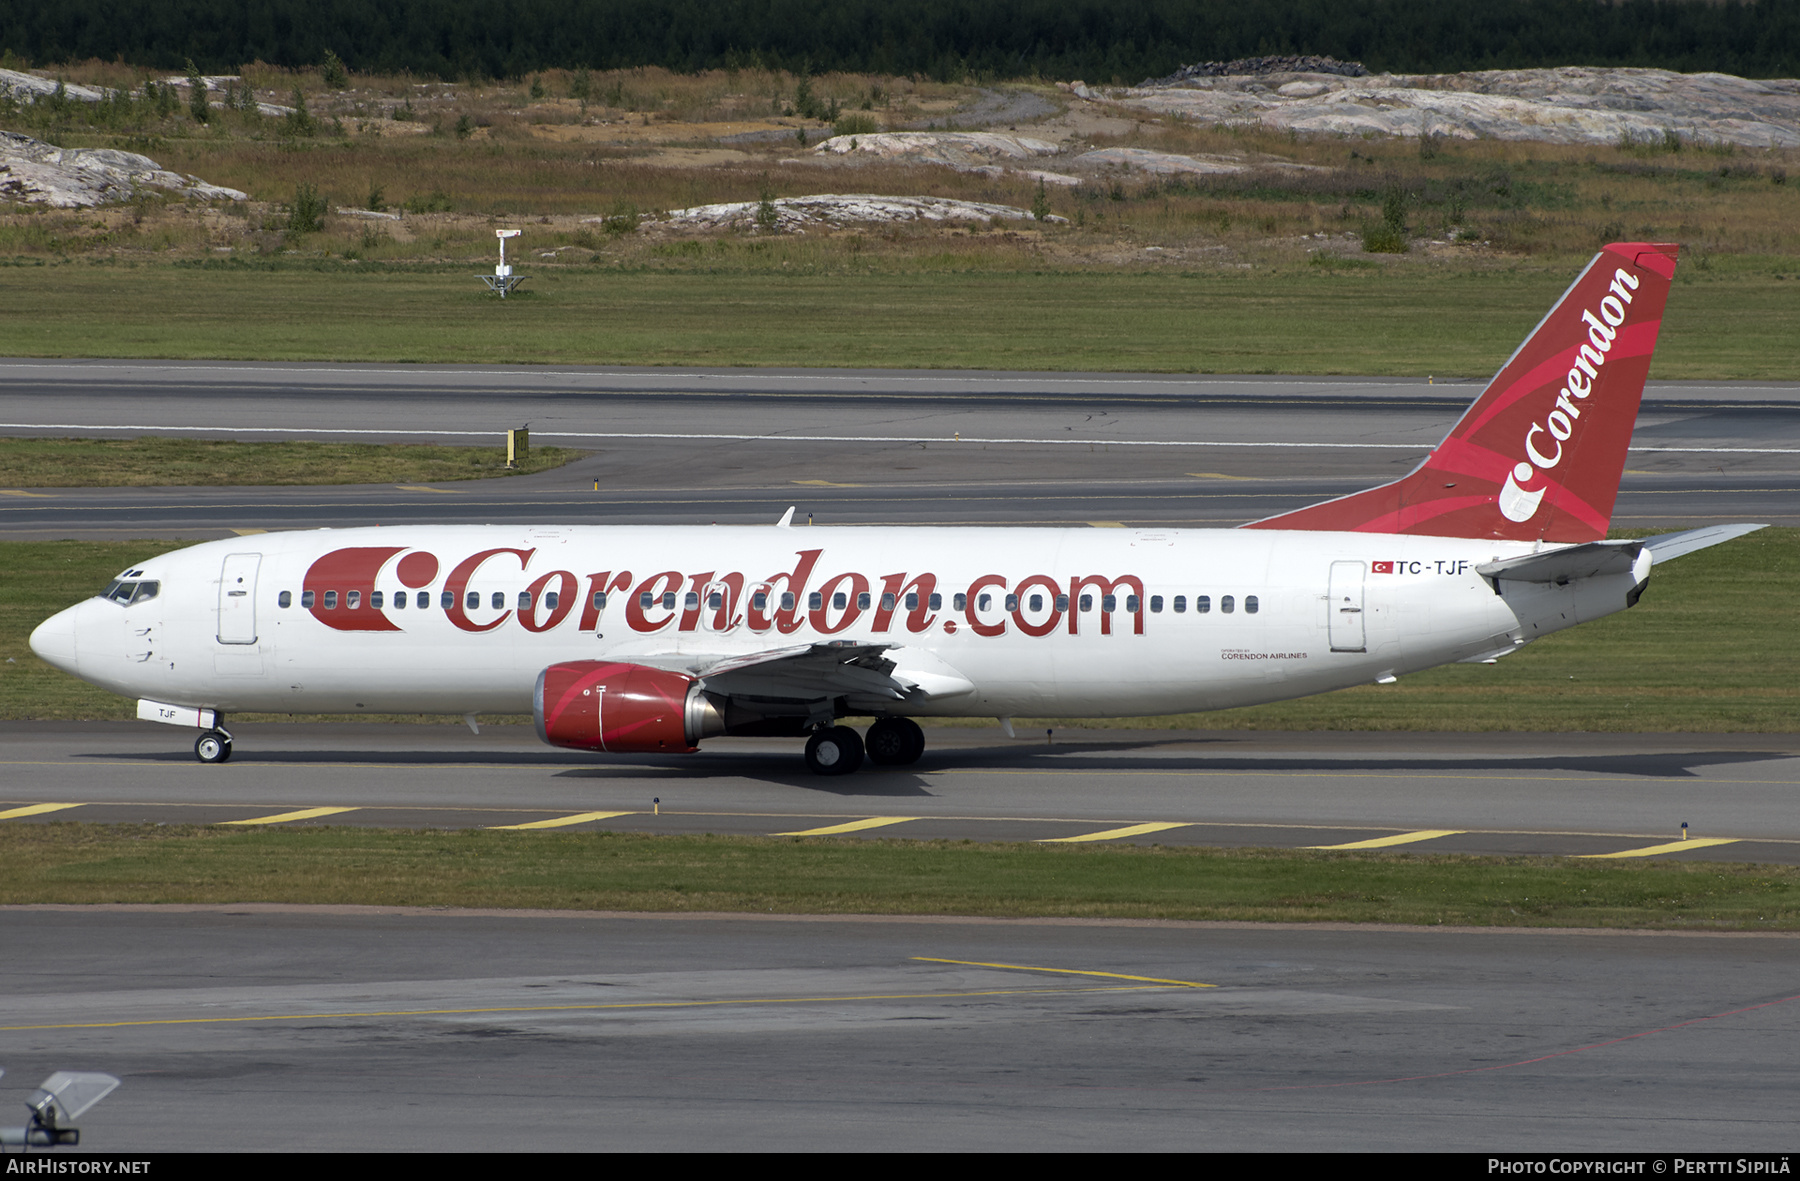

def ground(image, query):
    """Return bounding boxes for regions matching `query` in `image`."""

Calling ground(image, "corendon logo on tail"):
[302,546,1149,640]
[1498,266,1641,523]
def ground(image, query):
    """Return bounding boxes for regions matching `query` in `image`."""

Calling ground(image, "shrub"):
[185,60,208,124]
[1031,177,1051,222]
[287,183,327,234]
[283,87,313,136]
[833,112,878,137]
[601,199,639,236]
[321,50,349,90]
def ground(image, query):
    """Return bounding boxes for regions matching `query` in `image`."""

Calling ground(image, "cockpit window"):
[97,579,160,605]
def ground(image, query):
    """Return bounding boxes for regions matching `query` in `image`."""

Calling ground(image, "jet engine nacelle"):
[533,661,725,753]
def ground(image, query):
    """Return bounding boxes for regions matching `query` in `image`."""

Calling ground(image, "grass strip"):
[4,529,1791,728]
[3,823,1797,929]
[3,264,1795,378]
[0,437,583,487]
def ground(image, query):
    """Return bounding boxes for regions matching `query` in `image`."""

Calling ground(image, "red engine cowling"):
[534,661,724,753]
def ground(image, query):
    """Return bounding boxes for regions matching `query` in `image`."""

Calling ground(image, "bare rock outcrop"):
[1106,67,1800,148]
[652,193,1065,233]
[0,131,247,208]
[813,132,1060,168]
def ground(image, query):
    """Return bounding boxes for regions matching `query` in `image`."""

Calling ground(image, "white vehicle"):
[29,242,1761,773]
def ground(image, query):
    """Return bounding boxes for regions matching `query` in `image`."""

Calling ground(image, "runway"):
[2,360,1797,538]
[6,724,1796,863]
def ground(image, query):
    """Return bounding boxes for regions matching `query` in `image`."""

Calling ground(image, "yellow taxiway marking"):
[774,816,915,836]
[1086,520,1126,528]
[219,806,359,826]
[0,984,1170,1033]
[1307,829,1464,850]
[790,479,864,488]
[1040,821,1191,844]
[914,957,1215,989]
[489,811,636,831]
[0,489,53,497]
[0,803,83,820]
[395,485,460,493]
[1186,472,1256,480]
[228,527,267,535]
[1579,838,1739,859]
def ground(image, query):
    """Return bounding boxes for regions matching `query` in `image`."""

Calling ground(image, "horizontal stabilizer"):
[1477,540,1641,584]
[1640,523,1767,564]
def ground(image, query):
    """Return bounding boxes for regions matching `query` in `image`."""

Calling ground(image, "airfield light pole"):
[481,229,526,298]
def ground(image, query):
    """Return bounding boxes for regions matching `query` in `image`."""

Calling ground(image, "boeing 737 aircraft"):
[29,242,1763,773]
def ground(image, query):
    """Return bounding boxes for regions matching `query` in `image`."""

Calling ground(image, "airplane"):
[28,241,1764,774]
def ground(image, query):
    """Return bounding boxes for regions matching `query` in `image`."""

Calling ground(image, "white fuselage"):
[32,524,1650,721]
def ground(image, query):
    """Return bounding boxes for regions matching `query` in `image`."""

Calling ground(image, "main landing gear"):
[195,726,233,764]
[804,717,924,776]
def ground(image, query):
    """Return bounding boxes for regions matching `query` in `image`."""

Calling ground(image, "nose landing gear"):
[195,728,233,764]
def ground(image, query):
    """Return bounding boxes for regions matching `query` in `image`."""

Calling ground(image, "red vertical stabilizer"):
[1244,242,1679,542]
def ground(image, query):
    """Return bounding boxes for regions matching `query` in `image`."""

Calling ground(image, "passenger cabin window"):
[977,594,991,611]
[832,592,847,610]
[442,591,455,609]
[905,593,919,610]
[1004,595,1019,612]
[857,592,871,610]
[639,592,654,609]
[708,592,723,610]
[302,590,315,609]
[1195,595,1211,614]
[519,591,533,611]
[1056,594,1068,612]
[1150,595,1163,613]
[752,592,768,612]
[1246,595,1259,613]
[661,591,677,610]
[416,591,429,609]
[491,592,505,610]
[347,591,361,609]
[808,592,823,611]
[685,592,700,610]
[1102,595,1117,612]
[1079,595,1093,612]
[929,593,943,611]
[881,593,897,611]
[279,591,292,608]
[323,591,338,609]
[369,591,382,609]
[954,593,967,612]
[544,592,559,611]
[1221,595,1235,614]
[466,592,480,610]
[1174,595,1187,613]
[592,592,608,610]
[390,591,403,610]
[1124,595,1139,613]
[780,592,795,611]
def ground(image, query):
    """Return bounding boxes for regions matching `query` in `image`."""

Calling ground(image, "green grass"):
[3,824,1796,928]
[0,437,582,487]
[1,262,1795,377]
[3,530,1792,728]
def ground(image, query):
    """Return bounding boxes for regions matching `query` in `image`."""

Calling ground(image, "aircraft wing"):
[601,641,976,708]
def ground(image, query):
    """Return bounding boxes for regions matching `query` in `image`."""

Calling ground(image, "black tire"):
[867,717,925,766]
[195,731,230,764]
[804,726,864,775]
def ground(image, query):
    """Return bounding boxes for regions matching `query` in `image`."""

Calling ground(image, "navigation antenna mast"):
[480,229,526,298]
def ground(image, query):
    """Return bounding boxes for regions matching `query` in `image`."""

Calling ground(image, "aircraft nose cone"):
[29,605,81,675]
